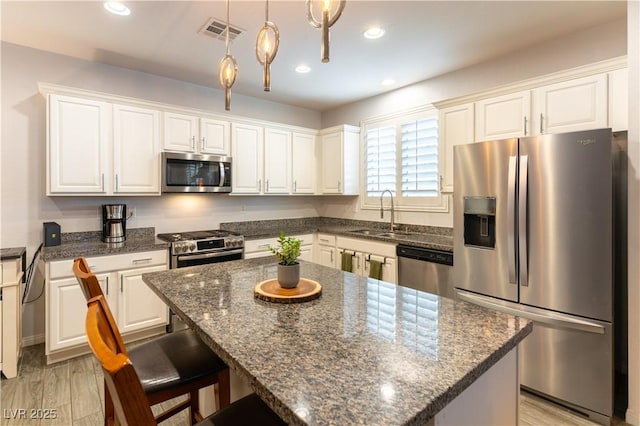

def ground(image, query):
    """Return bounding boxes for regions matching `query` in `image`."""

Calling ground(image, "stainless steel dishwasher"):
[397,245,454,298]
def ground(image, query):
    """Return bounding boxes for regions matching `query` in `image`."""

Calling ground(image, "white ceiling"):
[1,1,627,111]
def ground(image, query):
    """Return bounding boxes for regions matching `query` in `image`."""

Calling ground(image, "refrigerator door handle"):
[519,155,529,286]
[456,289,606,335]
[507,155,517,284]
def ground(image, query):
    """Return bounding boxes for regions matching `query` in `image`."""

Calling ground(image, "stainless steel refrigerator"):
[452,128,626,425]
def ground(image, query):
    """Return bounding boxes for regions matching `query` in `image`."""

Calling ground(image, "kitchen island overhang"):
[142,258,532,425]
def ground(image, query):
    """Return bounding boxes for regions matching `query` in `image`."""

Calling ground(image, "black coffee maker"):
[102,204,127,244]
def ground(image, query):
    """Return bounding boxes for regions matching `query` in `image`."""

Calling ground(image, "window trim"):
[359,105,448,213]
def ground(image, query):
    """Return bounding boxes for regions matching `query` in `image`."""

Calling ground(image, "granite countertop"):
[221,217,454,252]
[41,228,167,262]
[142,257,531,425]
[0,247,26,260]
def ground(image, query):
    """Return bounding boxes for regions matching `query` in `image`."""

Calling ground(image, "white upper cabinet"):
[532,73,607,134]
[47,94,160,195]
[163,111,198,152]
[608,68,628,131]
[113,104,161,194]
[48,94,111,194]
[319,125,359,195]
[163,112,230,155]
[200,118,230,155]
[264,128,291,194]
[439,103,474,193]
[475,91,531,141]
[291,132,316,194]
[231,122,264,194]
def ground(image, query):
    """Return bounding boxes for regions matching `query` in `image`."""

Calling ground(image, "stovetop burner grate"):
[157,229,240,242]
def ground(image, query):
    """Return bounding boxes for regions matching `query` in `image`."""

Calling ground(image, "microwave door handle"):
[219,162,225,187]
[507,155,517,285]
[518,155,529,286]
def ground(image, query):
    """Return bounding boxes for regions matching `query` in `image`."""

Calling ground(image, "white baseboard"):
[626,408,640,425]
[22,333,45,347]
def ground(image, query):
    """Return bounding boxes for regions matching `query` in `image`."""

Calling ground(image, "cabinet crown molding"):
[434,56,627,109]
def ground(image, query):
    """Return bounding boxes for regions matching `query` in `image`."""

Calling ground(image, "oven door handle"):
[177,249,244,261]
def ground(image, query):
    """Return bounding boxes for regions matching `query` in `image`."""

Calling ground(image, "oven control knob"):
[189,243,196,252]
[225,241,230,247]
[174,244,182,253]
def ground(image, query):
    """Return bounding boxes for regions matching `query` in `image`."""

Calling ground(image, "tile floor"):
[0,344,631,425]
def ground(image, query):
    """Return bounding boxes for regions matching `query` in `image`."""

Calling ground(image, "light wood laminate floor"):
[0,344,632,425]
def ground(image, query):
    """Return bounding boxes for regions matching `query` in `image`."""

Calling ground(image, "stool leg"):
[104,380,116,426]
[218,369,231,409]
[190,390,202,425]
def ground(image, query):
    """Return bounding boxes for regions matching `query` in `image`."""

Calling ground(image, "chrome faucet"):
[380,190,398,232]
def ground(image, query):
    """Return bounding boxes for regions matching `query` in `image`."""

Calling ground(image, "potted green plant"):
[269,232,302,288]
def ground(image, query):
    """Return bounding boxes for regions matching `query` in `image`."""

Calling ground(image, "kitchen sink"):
[376,232,413,239]
[348,229,376,236]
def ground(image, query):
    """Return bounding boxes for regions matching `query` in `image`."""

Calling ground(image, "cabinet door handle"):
[338,180,341,192]
[120,275,124,292]
[258,179,262,192]
[202,136,206,151]
[539,113,544,134]
[266,179,270,192]
[330,250,334,263]
[294,180,297,193]
[101,173,105,192]
[523,116,528,136]
[105,276,109,295]
[191,135,196,150]
[115,174,119,192]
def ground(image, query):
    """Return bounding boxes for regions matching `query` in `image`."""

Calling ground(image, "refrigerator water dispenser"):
[463,197,496,249]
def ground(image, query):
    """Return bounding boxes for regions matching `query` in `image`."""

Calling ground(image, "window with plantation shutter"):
[401,117,439,197]
[366,125,396,196]
[361,106,446,212]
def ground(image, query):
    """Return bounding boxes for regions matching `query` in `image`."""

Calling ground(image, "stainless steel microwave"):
[162,152,232,193]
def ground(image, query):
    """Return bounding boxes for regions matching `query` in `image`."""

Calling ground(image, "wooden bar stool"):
[86,295,285,426]
[73,257,230,425]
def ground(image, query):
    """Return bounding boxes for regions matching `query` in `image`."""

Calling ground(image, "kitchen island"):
[142,258,531,425]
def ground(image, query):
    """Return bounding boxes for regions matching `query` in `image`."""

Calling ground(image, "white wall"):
[318,17,627,229]
[626,2,640,424]
[0,42,324,342]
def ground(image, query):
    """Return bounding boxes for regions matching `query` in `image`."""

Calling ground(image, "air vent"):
[199,17,244,42]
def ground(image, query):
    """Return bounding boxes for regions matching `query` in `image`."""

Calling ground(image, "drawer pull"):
[257,244,270,249]
[132,258,153,264]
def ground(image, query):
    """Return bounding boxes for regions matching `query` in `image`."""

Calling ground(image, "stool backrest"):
[73,257,104,300]
[74,257,127,355]
[86,295,157,426]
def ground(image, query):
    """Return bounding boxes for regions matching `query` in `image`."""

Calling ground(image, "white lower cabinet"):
[117,265,169,334]
[314,233,336,268]
[315,234,397,284]
[46,250,168,362]
[245,234,314,261]
[1,255,24,378]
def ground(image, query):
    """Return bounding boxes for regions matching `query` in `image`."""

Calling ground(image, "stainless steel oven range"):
[157,230,244,269]
[156,229,244,331]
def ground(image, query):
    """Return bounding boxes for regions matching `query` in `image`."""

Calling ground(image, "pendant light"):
[256,0,279,91]
[306,0,346,63]
[218,0,238,111]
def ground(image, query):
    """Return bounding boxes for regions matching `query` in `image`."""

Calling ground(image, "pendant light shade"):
[218,0,237,111]
[256,0,279,92]
[306,0,346,63]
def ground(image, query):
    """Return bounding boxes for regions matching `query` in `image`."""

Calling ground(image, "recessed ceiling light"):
[295,64,311,74]
[104,2,130,16]
[364,27,385,40]
[381,79,395,86]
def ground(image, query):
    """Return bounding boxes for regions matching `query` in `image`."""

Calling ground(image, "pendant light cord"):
[225,0,230,55]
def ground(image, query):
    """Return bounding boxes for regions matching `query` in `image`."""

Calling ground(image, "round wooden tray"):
[254,278,322,304]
